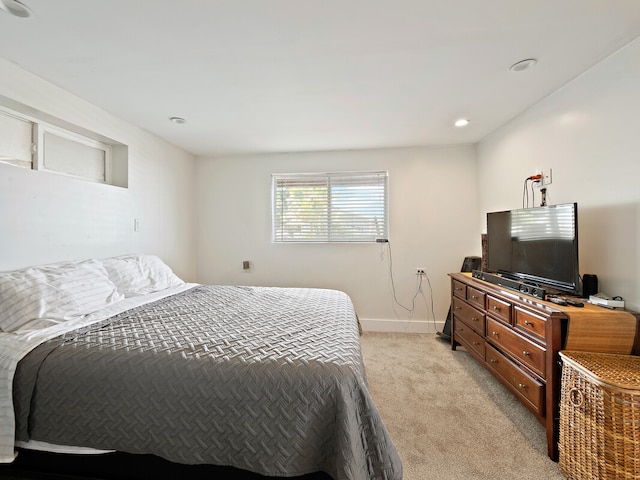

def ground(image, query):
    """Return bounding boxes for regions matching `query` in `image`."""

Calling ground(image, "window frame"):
[33,123,113,184]
[272,170,389,244]
[0,98,128,188]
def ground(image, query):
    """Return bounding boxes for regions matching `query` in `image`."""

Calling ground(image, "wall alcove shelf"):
[448,272,639,460]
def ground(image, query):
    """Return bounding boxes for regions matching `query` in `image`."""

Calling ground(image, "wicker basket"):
[559,351,640,480]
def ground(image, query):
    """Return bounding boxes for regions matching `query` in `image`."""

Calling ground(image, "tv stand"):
[472,270,546,300]
[449,272,640,461]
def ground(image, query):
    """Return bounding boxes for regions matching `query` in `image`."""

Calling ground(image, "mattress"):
[11,285,402,480]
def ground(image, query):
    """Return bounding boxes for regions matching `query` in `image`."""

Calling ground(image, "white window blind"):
[0,110,33,168]
[273,171,388,243]
[40,129,109,183]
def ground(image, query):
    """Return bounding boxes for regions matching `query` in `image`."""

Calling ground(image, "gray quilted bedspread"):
[13,285,402,480]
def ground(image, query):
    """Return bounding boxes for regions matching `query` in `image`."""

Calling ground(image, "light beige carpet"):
[360,332,565,480]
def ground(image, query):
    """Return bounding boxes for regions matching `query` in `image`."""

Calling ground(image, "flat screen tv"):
[486,202,580,295]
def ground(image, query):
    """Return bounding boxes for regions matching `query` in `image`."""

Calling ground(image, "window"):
[273,171,388,243]
[36,125,111,183]
[0,101,128,188]
[0,110,33,168]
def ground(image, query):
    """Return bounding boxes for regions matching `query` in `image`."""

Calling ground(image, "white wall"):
[196,146,478,331]
[477,37,640,311]
[0,58,197,280]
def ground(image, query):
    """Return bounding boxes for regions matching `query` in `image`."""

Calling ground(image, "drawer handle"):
[522,351,530,357]
[518,383,526,390]
[568,387,585,408]
[455,328,463,333]
[524,320,532,326]
[491,331,499,337]
[493,305,500,311]
[454,306,462,310]
[471,317,478,322]
[455,287,463,291]
[489,358,498,364]
[471,295,477,299]
[472,341,480,345]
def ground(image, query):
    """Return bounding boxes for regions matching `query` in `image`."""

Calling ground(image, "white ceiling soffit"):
[1,0,640,156]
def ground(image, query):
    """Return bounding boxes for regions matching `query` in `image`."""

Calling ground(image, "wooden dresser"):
[449,272,640,461]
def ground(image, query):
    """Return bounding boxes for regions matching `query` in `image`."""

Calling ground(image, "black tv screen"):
[486,203,579,294]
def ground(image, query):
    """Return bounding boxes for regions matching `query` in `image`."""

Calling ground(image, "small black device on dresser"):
[582,273,598,297]
[548,296,584,307]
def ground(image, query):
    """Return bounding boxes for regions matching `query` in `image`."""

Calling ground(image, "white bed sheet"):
[14,439,114,455]
[0,283,198,463]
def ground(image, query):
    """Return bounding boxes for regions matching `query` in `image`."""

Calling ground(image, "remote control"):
[565,299,584,307]
[548,297,567,306]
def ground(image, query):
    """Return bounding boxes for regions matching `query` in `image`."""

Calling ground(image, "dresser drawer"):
[453,321,485,361]
[514,307,547,344]
[486,344,545,416]
[487,295,511,324]
[467,286,486,310]
[486,318,546,377]
[452,279,466,299]
[452,296,485,335]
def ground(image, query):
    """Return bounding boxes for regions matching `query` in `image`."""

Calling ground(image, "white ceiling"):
[2,1,640,157]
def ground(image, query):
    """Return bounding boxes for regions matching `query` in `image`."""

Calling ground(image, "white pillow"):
[101,254,184,298]
[0,259,125,332]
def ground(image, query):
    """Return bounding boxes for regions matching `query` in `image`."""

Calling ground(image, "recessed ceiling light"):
[454,119,470,127]
[0,0,32,18]
[169,116,186,124]
[510,58,537,72]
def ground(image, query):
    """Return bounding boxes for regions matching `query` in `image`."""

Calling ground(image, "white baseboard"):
[359,318,444,334]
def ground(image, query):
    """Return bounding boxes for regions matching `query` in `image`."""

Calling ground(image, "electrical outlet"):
[542,169,553,186]
[416,268,425,275]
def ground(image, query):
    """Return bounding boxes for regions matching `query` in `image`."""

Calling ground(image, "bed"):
[0,254,402,480]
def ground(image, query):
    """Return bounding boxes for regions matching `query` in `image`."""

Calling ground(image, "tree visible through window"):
[272,171,388,243]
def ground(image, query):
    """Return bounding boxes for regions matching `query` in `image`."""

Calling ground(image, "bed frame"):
[1,449,333,480]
